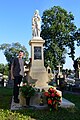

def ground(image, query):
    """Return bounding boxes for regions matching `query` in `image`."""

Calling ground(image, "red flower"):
[52,89,56,93]
[48,99,52,105]
[44,87,61,111]
[48,87,54,93]
[51,93,55,97]
[56,91,60,96]
[48,87,57,93]
[44,92,49,97]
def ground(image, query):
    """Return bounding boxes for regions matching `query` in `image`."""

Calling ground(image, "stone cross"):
[78,60,80,79]
[57,63,62,76]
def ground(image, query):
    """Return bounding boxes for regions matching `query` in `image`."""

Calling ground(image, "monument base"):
[19,86,62,108]
[28,66,49,87]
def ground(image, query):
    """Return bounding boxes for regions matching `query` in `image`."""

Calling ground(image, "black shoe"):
[14,99,19,103]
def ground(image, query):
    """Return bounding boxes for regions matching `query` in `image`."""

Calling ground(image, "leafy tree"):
[74,28,80,46]
[0,42,29,67]
[0,63,9,75]
[0,64,4,74]
[41,6,78,70]
[4,64,9,75]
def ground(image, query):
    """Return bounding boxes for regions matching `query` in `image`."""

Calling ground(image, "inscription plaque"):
[34,47,42,60]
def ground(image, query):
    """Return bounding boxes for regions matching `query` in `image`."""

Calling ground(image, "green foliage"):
[74,28,80,46]
[20,80,35,98]
[0,63,9,75]
[0,63,4,74]
[41,6,78,70]
[0,42,29,64]
[0,109,30,120]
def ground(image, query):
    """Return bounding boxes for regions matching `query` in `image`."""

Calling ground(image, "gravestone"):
[56,63,63,86]
[74,59,80,79]
[74,59,80,85]
[78,60,80,79]
[47,66,53,81]
[57,63,62,77]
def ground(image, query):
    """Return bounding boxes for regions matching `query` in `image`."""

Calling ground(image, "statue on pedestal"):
[32,10,41,37]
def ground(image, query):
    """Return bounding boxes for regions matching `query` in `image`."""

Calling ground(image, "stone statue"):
[32,10,41,37]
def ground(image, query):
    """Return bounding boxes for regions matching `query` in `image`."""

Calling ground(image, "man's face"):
[19,51,24,58]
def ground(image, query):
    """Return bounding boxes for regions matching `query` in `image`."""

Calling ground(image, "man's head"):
[18,50,24,58]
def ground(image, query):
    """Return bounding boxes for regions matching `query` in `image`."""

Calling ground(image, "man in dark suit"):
[11,50,24,103]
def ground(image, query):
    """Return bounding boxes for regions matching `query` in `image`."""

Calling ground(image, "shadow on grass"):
[14,107,80,120]
[63,92,80,109]
[0,87,13,110]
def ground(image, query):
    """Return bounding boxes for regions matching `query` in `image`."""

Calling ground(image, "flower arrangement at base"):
[44,87,61,111]
[20,80,35,99]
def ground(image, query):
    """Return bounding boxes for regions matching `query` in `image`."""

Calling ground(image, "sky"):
[0,0,80,70]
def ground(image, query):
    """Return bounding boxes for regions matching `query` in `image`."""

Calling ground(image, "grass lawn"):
[0,87,80,120]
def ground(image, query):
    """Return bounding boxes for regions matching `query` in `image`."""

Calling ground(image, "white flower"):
[20,82,23,86]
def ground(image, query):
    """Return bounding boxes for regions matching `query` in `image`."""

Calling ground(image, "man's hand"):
[11,64,14,80]
[11,75,14,80]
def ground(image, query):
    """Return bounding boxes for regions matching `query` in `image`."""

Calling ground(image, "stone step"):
[60,98,75,108]
[10,97,75,110]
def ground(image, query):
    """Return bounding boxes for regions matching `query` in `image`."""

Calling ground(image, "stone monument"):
[28,10,49,87]
[19,10,62,108]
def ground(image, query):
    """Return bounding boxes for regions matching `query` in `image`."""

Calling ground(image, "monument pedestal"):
[28,37,49,87]
[25,36,62,109]
[29,68,48,87]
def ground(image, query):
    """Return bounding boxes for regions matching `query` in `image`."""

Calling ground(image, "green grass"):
[0,87,80,120]
[0,87,13,109]
[63,92,80,109]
